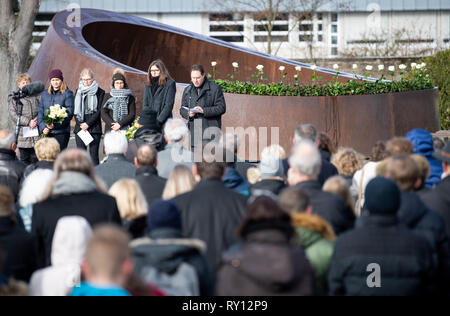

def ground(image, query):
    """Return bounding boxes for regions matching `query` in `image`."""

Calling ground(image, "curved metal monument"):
[29,9,440,159]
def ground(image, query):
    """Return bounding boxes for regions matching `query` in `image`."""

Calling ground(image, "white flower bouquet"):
[42,104,68,137]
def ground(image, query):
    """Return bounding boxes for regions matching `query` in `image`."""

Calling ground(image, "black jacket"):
[0,149,26,200]
[143,78,176,127]
[101,93,136,132]
[328,215,436,296]
[295,181,355,235]
[135,166,167,206]
[172,179,247,272]
[131,228,213,296]
[216,226,316,296]
[31,192,121,268]
[74,87,105,134]
[0,216,37,282]
[180,78,226,146]
[419,176,450,236]
[94,154,137,189]
[283,158,338,186]
[23,160,54,179]
[249,179,287,197]
[397,191,450,294]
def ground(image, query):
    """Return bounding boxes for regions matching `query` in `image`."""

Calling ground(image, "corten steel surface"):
[28,9,440,159]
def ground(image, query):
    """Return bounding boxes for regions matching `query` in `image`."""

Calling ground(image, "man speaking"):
[180,64,226,152]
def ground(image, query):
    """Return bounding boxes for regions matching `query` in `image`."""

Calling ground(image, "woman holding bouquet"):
[74,68,105,165]
[101,68,136,133]
[37,69,74,151]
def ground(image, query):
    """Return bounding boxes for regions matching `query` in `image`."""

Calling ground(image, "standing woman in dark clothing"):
[143,60,176,129]
[74,68,105,165]
[101,68,136,133]
[37,69,74,151]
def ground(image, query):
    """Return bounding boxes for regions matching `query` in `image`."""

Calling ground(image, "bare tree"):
[0,0,40,129]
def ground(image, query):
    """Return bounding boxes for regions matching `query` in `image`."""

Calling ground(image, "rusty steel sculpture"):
[29,9,440,159]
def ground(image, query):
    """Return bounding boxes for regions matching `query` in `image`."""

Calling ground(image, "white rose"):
[256,65,264,71]
[279,66,286,72]
[211,61,217,67]
[378,65,384,71]
[295,66,302,71]
[311,65,317,71]
[294,74,298,79]
[388,66,395,72]
[333,64,339,70]
[232,62,239,68]
[416,64,422,69]
[411,63,417,69]
[365,65,373,71]
[421,62,426,68]
[352,64,358,70]
[399,64,407,70]
[49,113,56,119]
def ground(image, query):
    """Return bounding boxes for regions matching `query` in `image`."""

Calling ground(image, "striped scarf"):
[103,88,132,123]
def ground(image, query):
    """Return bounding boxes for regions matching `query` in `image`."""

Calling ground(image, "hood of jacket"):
[292,213,336,248]
[51,171,99,197]
[222,167,250,193]
[406,129,434,156]
[130,228,205,274]
[397,191,428,228]
[51,216,93,266]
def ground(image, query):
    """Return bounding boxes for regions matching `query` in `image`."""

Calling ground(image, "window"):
[298,13,323,43]
[253,13,289,43]
[329,13,339,56]
[209,13,245,43]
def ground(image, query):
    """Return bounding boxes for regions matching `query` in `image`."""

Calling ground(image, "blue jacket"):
[37,89,74,135]
[222,167,250,195]
[406,129,443,188]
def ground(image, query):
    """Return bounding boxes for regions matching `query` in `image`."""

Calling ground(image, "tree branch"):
[0,0,14,39]
[13,0,40,63]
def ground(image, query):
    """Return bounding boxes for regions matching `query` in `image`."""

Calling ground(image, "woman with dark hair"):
[37,69,74,151]
[216,196,316,296]
[143,59,176,129]
[101,68,136,133]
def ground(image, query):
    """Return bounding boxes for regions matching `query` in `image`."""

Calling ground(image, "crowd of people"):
[0,59,449,296]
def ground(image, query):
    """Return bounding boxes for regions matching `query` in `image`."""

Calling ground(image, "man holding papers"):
[180,64,226,150]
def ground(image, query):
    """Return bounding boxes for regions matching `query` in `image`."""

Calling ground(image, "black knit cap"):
[147,199,181,231]
[112,72,128,88]
[138,106,160,131]
[364,177,400,215]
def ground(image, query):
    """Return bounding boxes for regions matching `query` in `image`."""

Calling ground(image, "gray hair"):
[0,131,15,150]
[294,124,317,144]
[104,132,128,155]
[289,141,322,177]
[19,169,54,207]
[220,133,240,154]
[164,118,189,142]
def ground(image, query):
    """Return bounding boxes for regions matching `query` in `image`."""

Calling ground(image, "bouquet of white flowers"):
[42,104,68,137]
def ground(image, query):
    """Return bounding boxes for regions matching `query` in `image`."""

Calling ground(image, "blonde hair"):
[331,147,364,176]
[41,149,105,201]
[79,68,94,79]
[323,176,355,215]
[34,138,60,161]
[246,167,261,185]
[162,165,196,200]
[47,81,68,94]
[261,144,286,160]
[109,179,148,220]
[16,73,31,84]
[411,154,430,180]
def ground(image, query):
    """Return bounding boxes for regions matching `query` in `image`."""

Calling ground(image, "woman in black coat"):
[143,59,176,129]
[74,68,105,165]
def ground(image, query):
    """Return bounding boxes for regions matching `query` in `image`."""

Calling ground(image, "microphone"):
[21,81,45,97]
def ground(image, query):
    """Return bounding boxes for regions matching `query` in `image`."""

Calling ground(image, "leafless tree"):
[0,0,40,129]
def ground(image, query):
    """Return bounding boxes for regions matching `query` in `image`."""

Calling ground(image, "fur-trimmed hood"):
[291,213,336,242]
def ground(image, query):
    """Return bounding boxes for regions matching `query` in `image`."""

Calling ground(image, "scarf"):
[103,88,132,123]
[74,80,99,122]
[51,171,99,197]
[150,76,160,96]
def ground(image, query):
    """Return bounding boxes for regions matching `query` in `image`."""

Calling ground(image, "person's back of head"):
[371,141,388,162]
[433,137,445,151]
[82,225,132,287]
[278,187,311,214]
[220,133,240,157]
[406,129,434,155]
[0,186,15,222]
[288,141,322,182]
[147,199,182,232]
[19,169,54,208]
[164,118,189,144]
[104,131,128,156]
[364,177,400,216]
[323,176,354,214]
[385,154,420,191]
[258,153,285,180]
[0,130,15,151]
[294,124,317,145]
[318,133,335,156]
[261,144,286,160]
[411,154,430,190]
[34,138,60,162]
[331,147,364,176]
[109,179,148,221]
[386,137,414,156]
[135,145,157,167]
[162,165,195,200]
[194,147,227,180]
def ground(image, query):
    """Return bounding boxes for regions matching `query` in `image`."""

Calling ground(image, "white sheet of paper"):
[77,130,94,146]
[22,127,39,138]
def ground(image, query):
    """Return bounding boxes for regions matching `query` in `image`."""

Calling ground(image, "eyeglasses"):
[81,78,93,82]
[150,69,160,73]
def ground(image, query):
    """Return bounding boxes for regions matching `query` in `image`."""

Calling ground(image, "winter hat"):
[259,154,285,179]
[147,199,181,231]
[364,177,400,215]
[111,68,128,88]
[138,107,160,131]
[432,141,450,164]
[49,69,64,81]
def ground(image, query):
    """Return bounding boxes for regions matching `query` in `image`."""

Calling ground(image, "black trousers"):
[18,148,38,165]
[52,133,70,151]
[75,133,102,165]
